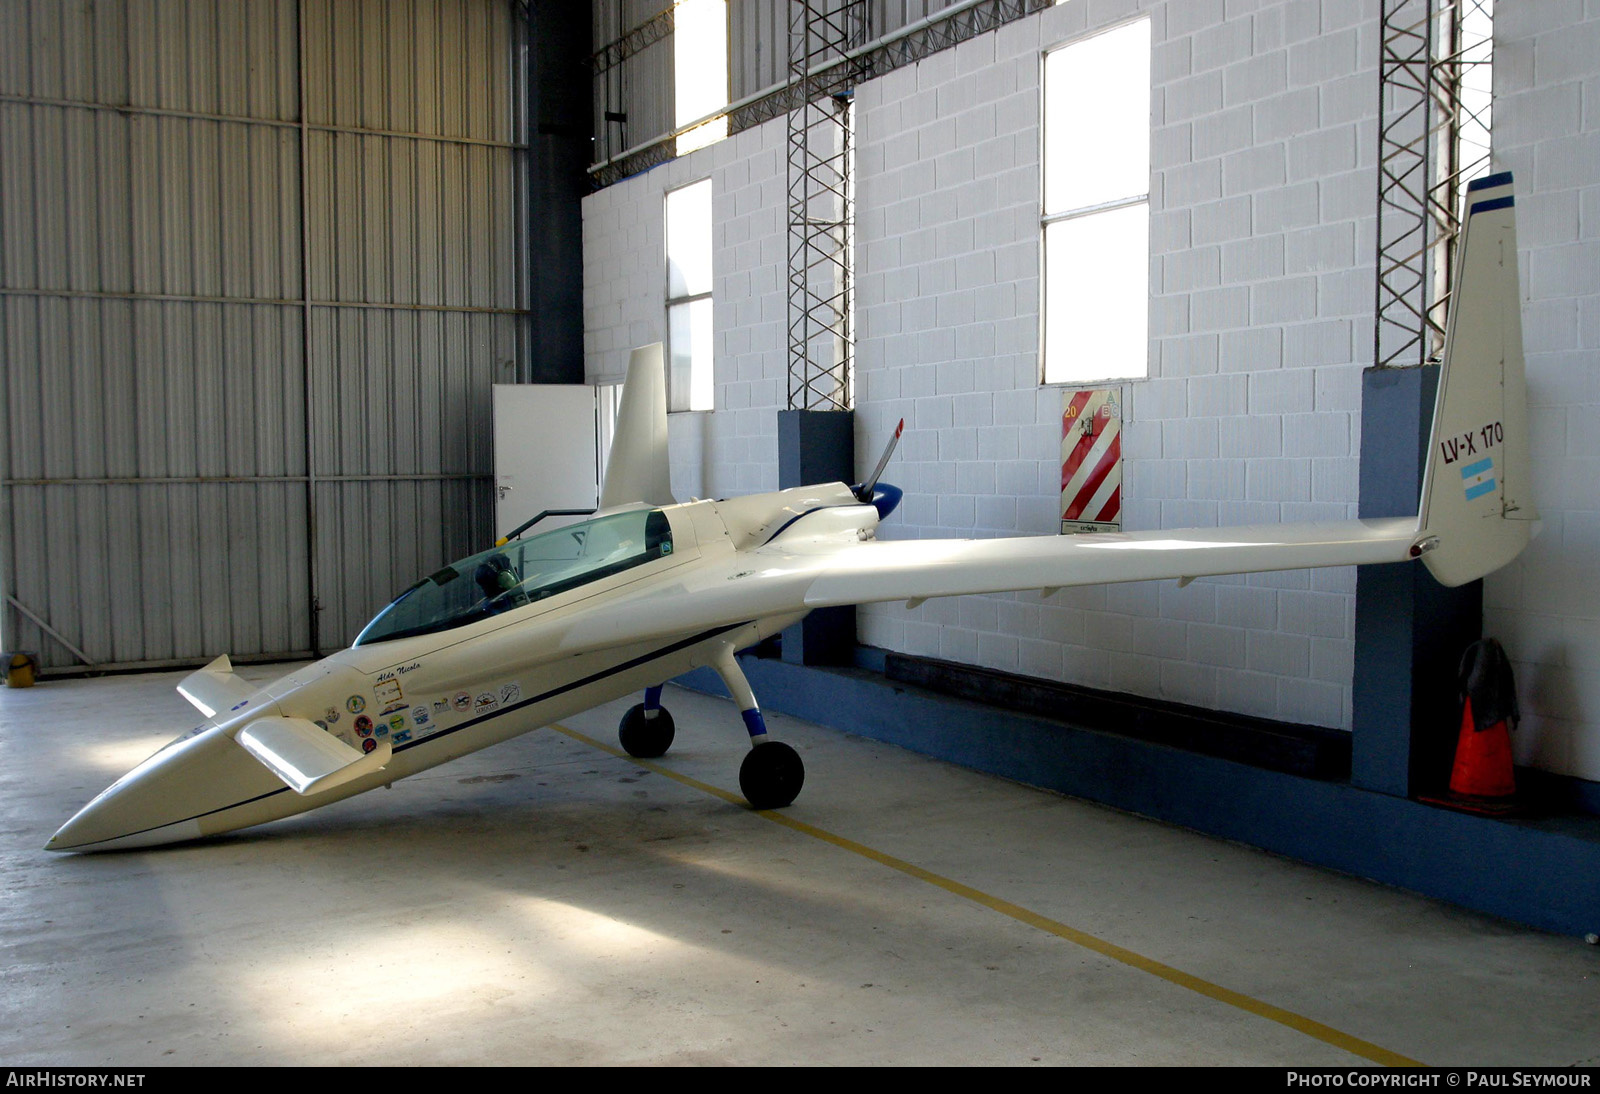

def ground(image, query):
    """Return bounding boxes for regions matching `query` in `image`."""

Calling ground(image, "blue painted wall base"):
[676,656,1600,937]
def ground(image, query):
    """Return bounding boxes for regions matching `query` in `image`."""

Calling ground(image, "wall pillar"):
[778,409,856,665]
[1352,364,1482,797]
[524,2,590,384]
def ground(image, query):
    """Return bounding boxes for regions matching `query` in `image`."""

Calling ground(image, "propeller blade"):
[857,418,905,501]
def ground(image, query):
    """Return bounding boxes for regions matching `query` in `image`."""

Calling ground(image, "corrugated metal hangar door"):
[0,0,529,671]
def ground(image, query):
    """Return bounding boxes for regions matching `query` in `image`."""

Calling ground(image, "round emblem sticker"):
[346,695,366,714]
[361,737,378,754]
[453,692,472,712]
[355,715,373,737]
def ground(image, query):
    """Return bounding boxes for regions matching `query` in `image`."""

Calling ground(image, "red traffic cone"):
[1422,638,1521,815]
[1447,696,1516,802]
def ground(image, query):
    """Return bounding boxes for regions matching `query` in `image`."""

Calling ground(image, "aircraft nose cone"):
[47,727,282,852]
[46,773,203,852]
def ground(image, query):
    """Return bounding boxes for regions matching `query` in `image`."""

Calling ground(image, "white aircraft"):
[49,173,1535,852]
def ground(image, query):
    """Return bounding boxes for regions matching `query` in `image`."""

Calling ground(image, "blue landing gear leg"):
[712,648,805,810]
[618,684,675,758]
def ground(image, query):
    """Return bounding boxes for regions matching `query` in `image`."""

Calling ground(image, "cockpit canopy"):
[355,509,674,645]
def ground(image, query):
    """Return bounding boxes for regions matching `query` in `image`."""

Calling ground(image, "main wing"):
[794,517,1420,609]
[555,514,1421,654]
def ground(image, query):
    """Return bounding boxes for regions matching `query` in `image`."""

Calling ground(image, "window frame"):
[673,0,729,154]
[1039,17,1154,388]
[664,178,715,413]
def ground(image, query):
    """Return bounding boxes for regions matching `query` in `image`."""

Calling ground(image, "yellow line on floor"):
[550,722,1422,1067]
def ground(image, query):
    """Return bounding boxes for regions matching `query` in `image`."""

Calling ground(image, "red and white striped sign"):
[1060,388,1122,533]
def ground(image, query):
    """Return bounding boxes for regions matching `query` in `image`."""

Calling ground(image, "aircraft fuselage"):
[48,484,872,851]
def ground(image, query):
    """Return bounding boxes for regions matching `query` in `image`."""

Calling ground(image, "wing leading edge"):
[794,517,1420,609]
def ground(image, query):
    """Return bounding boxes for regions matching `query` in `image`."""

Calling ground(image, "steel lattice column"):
[1375,0,1495,370]
[786,1,868,410]
[1358,0,1493,800]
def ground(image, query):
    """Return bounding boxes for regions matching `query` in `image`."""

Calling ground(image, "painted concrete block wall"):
[582,120,788,501]
[582,0,1600,779]
[851,0,1376,732]
[1482,2,1600,782]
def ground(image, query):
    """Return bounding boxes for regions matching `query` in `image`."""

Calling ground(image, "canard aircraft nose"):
[47,762,205,851]
[48,785,199,852]
[47,725,285,852]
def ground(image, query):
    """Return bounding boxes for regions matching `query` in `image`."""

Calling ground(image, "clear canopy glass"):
[355,510,674,645]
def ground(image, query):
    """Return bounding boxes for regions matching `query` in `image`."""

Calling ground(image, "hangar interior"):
[3,0,1599,1067]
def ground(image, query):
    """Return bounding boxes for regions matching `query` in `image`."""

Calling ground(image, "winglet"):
[1415,172,1538,587]
[599,343,675,510]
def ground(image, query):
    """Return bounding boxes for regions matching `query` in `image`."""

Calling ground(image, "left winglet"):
[235,717,392,796]
[599,343,675,510]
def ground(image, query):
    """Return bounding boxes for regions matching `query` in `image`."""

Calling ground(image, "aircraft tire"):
[618,703,675,758]
[739,741,804,809]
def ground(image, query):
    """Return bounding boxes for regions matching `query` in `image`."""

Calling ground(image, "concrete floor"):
[3,665,1597,1067]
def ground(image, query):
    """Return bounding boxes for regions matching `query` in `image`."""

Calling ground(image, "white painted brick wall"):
[583,120,789,501]
[582,1,1599,769]
[856,0,1382,731]
[1488,2,1600,782]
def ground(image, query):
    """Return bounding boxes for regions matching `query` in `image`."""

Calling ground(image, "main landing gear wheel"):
[618,704,675,758]
[739,741,804,809]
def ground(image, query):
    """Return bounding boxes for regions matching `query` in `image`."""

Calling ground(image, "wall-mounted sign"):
[1060,388,1122,534]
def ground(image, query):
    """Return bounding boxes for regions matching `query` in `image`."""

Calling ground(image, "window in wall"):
[675,0,728,154]
[666,179,714,412]
[1456,0,1493,194]
[1042,18,1151,385]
